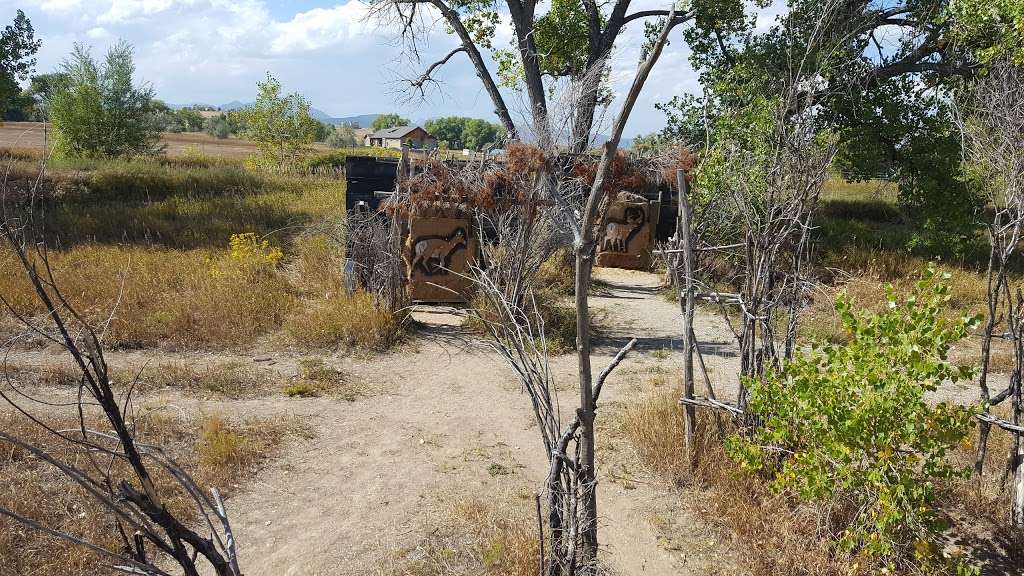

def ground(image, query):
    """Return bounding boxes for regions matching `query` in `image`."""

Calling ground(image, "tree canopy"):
[649,0,1024,255]
[49,41,159,158]
[371,113,410,131]
[424,116,505,150]
[0,10,41,115]
[239,73,319,170]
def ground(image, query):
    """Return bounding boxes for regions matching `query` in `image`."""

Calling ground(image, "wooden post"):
[1012,305,1024,526]
[677,169,697,468]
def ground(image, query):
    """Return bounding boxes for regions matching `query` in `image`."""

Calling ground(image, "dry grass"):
[0,241,410,352]
[940,411,1024,570]
[284,357,365,400]
[289,232,346,298]
[0,409,307,575]
[378,494,540,576]
[620,389,869,575]
[2,359,276,398]
[132,361,276,397]
[285,292,407,351]
[536,247,575,296]
[0,155,412,353]
[797,258,990,345]
[0,244,296,349]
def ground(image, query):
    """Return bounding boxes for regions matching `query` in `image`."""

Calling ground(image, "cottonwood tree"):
[658,0,1023,255]
[240,73,320,171]
[370,0,693,151]
[370,113,410,130]
[0,9,41,116]
[49,41,159,159]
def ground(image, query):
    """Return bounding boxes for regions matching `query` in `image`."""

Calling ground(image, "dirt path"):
[194,267,736,575]
[8,265,992,574]
[1,268,740,574]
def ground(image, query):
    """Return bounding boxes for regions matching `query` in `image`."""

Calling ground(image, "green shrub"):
[728,265,980,572]
[49,41,160,159]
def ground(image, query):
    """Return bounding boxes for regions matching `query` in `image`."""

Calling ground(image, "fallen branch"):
[977,412,1024,434]
[679,395,744,415]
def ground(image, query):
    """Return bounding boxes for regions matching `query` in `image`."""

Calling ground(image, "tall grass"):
[25,162,346,249]
[286,292,407,351]
[0,244,295,349]
[0,153,413,351]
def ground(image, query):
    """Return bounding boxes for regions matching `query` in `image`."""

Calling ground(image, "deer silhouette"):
[602,206,646,253]
[410,227,469,276]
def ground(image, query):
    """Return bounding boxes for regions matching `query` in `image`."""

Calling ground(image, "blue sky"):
[1,0,717,136]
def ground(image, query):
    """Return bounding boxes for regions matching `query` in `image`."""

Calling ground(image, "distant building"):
[365,126,437,150]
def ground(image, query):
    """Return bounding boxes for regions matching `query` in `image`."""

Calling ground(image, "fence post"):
[677,169,697,468]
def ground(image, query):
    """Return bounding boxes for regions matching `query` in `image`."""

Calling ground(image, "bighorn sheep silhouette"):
[410,227,468,276]
[602,206,646,253]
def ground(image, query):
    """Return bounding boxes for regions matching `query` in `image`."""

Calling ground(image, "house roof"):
[368,125,432,139]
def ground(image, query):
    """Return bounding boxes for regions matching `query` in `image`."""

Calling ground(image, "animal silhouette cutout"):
[410,227,469,276]
[602,206,647,253]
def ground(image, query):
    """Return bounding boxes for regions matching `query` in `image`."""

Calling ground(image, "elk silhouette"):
[410,227,469,276]
[602,206,646,253]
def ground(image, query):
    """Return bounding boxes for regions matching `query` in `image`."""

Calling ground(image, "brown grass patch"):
[378,495,539,576]
[135,361,276,398]
[797,259,989,345]
[285,292,406,351]
[284,358,365,400]
[1,359,276,398]
[289,232,346,298]
[0,409,307,575]
[0,234,408,352]
[0,244,296,349]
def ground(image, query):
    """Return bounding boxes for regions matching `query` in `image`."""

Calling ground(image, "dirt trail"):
[213,268,740,575]
[5,267,741,574]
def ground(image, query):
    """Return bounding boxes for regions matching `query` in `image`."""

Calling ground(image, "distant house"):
[365,126,437,150]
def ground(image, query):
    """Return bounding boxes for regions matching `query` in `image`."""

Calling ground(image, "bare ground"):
[3,267,993,574]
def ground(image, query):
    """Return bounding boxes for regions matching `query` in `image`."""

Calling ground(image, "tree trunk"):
[573,243,598,568]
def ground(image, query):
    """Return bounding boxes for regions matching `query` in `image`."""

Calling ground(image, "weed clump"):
[284,358,361,399]
[285,292,406,351]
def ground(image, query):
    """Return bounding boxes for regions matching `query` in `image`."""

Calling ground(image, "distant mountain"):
[320,113,380,128]
[168,100,383,128]
[219,100,248,111]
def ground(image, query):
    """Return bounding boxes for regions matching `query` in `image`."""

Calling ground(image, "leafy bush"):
[49,41,160,158]
[728,266,980,571]
[240,73,320,172]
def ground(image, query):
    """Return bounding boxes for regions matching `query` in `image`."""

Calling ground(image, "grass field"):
[0,149,406,351]
[0,121,315,159]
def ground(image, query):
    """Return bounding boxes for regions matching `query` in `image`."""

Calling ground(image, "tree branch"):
[621,9,690,26]
[405,46,467,98]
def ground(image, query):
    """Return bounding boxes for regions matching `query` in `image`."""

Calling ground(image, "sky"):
[0,0,737,137]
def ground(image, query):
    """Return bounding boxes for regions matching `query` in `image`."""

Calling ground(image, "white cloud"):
[268,3,373,55]
[38,0,81,13]
[97,0,177,24]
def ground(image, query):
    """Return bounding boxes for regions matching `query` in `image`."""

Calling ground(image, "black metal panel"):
[345,156,398,211]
